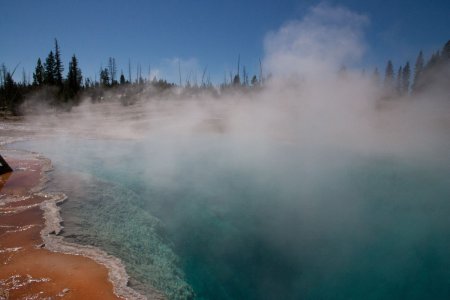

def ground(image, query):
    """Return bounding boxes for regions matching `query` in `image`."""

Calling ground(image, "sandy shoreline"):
[0,145,161,299]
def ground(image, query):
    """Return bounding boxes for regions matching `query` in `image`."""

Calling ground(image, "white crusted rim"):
[1,145,164,299]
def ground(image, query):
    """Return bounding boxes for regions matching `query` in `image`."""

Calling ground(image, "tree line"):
[31,39,83,99]
[372,40,450,98]
[1,39,449,116]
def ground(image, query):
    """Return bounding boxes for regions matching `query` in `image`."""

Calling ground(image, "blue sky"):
[1,0,449,84]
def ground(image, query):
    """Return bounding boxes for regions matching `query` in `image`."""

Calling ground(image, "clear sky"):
[1,0,449,84]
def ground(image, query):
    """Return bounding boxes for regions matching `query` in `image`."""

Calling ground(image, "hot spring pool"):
[11,137,450,300]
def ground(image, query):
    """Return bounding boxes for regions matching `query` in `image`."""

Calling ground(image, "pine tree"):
[372,67,380,86]
[396,66,403,95]
[426,51,441,70]
[33,58,45,86]
[119,72,126,85]
[67,55,82,96]
[3,72,22,115]
[402,62,410,95]
[442,40,450,61]
[384,60,394,89]
[100,68,110,86]
[54,39,64,87]
[44,51,56,85]
[412,51,424,93]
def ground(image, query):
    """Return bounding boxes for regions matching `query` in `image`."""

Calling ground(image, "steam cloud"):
[264,3,368,78]
[16,2,447,167]
[22,3,448,163]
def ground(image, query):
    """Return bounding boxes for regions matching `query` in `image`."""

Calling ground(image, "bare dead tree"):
[201,66,208,86]
[108,57,117,85]
[238,55,240,77]
[259,58,263,84]
[178,60,182,87]
[128,59,132,83]
[148,64,151,82]
[243,66,248,86]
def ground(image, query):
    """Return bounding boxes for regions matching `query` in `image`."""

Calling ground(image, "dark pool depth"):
[11,137,450,300]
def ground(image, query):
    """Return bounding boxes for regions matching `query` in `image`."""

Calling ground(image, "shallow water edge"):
[1,141,162,299]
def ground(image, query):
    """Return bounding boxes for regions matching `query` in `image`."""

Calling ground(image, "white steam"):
[264,3,368,79]
[20,3,449,165]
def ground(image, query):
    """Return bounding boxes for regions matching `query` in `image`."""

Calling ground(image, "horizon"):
[2,0,449,84]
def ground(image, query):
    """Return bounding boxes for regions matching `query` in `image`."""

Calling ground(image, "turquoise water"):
[12,137,450,299]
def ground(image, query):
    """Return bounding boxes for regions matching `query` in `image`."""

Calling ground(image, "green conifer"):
[402,62,410,95]
[33,58,45,86]
[44,51,56,85]
[54,39,64,87]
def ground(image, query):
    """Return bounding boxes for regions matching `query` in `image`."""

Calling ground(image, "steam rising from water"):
[13,3,450,300]
[24,3,449,162]
[264,3,368,77]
